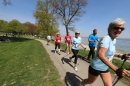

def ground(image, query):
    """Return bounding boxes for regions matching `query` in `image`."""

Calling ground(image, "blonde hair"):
[108,18,126,33]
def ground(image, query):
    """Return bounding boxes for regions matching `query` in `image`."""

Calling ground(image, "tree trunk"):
[65,25,68,34]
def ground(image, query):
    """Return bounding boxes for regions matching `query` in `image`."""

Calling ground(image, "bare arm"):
[88,39,94,42]
[79,43,86,50]
[98,47,118,72]
[114,53,130,60]
[96,39,99,42]
[114,53,123,58]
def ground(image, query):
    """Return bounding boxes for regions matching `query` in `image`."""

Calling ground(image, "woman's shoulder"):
[102,35,111,40]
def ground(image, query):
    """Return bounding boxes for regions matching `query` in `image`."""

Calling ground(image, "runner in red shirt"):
[54,32,61,55]
[64,32,72,54]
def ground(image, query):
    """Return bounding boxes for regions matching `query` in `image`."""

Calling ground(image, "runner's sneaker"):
[67,52,69,54]
[74,67,78,71]
[54,50,56,53]
[58,52,61,55]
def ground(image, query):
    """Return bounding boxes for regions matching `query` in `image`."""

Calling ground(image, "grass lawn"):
[112,59,130,86]
[0,37,64,86]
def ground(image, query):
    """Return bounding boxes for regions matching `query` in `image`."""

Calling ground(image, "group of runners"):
[47,18,130,86]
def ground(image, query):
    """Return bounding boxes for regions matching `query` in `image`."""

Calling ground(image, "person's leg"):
[87,46,92,60]
[55,44,57,50]
[69,49,75,62]
[81,73,98,85]
[100,72,112,86]
[91,46,95,59]
[48,40,50,45]
[58,44,61,53]
[81,66,98,85]
[55,44,57,49]
[70,49,78,69]
[71,49,75,58]
[68,43,72,54]
[72,49,79,71]
[47,40,49,45]
[65,42,68,53]
[73,50,79,65]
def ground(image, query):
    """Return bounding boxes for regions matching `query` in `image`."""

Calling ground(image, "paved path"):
[37,39,127,86]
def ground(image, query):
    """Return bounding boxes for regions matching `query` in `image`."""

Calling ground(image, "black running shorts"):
[89,65,109,76]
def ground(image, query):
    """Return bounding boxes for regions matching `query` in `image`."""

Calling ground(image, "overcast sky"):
[0,0,130,38]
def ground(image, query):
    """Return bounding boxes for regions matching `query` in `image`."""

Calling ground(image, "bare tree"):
[2,0,12,6]
[49,0,87,33]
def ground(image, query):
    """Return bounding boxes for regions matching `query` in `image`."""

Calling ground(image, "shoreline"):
[61,39,129,54]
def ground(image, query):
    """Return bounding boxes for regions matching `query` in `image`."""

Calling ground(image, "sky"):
[0,0,130,38]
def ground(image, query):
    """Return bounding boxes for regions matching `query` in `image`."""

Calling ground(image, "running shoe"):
[74,67,78,71]
[58,52,61,55]
[54,50,56,53]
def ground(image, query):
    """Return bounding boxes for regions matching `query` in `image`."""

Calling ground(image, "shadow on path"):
[61,57,74,68]
[64,72,83,86]
[77,55,90,63]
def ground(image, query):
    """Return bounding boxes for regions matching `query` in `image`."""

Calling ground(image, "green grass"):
[0,37,64,86]
[112,59,130,86]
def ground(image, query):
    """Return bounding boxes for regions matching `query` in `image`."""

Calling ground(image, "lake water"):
[81,37,130,54]
[61,36,130,54]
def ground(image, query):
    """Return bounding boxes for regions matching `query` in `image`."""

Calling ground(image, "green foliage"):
[8,19,23,33]
[0,19,39,35]
[33,0,59,36]
[0,20,8,32]
[112,59,130,86]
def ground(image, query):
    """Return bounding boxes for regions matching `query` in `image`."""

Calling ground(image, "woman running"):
[70,31,86,71]
[78,18,130,86]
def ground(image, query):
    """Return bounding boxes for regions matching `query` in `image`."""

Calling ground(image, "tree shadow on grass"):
[64,72,83,86]
[0,36,33,42]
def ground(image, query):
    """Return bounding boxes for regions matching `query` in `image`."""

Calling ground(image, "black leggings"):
[55,44,60,49]
[71,49,79,64]
[88,46,95,59]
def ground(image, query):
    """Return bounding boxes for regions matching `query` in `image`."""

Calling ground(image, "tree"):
[0,20,8,32]
[49,0,87,33]
[26,22,37,35]
[2,0,12,6]
[8,19,22,34]
[33,0,59,36]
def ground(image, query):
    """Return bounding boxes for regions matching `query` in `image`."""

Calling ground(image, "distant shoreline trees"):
[0,19,38,36]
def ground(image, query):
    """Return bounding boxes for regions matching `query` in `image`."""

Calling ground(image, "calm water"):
[61,36,130,54]
[81,37,130,54]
